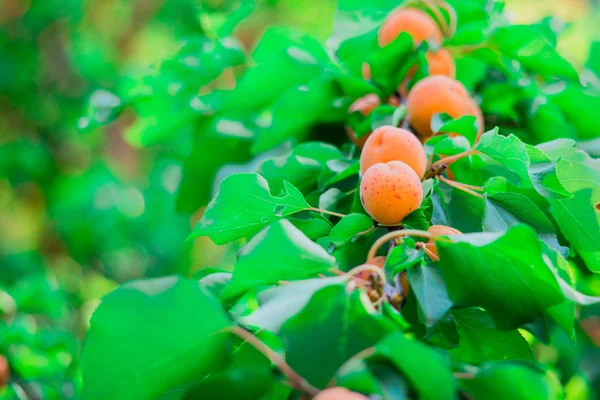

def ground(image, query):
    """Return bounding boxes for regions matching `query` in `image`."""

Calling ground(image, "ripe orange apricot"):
[346,94,380,148]
[314,388,368,400]
[425,225,462,258]
[406,75,484,141]
[0,354,9,387]
[426,48,455,77]
[379,8,443,47]
[355,256,386,281]
[360,126,427,178]
[360,161,423,225]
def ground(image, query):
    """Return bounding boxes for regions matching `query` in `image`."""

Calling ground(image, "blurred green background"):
[0,0,599,398]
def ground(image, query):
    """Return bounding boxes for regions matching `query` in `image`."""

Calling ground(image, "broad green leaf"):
[437,225,564,329]
[408,265,453,327]
[385,239,424,277]
[190,173,310,244]
[368,32,416,94]
[548,84,600,140]
[482,191,565,255]
[223,28,329,113]
[242,277,347,333]
[180,333,275,400]
[490,25,578,79]
[451,308,534,364]
[525,145,571,199]
[548,159,600,272]
[177,118,253,212]
[459,362,564,400]
[259,142,342,194]
[251,77,340,153]
[82,276,230,400]
[432,115,478,145]
[476,130,570,199]
[222,220,336,302]
[330,213,374,247]
[281,285,396,389]
[288,217,333,240]
[370,333,456,400]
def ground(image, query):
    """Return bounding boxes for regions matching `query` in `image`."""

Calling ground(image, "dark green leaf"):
[451,308,534,364]
[82,276,230,400]
[437,225,564,329]
[281,285,396,389]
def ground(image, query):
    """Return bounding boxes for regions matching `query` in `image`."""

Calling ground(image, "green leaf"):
[432,114,478,145]
[190,173,310,245]
[451,308,534,364]
[437,225,564,329]
[288,216,333,240]
[459,362,564,400]
[490,25,578,79]
[368,32,416,94]
[476,130,570,199]
[251,77,340,153]
[482,191,565,255]
[408,265,453,327]
[548,84,600,140]
[547,158,600,272]
[177,118,254,212]
[329,213,374,247]
[370,333,456,400]
[82,276,231,400]
[223,28,329,113]
[385,239,424,277]
[222,220,336,303]
[259,142,342,194]
[242,277,347,333]
[281,285,396,389]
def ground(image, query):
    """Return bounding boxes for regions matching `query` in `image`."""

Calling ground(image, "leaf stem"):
[367,229,433,261]
[439,176,484,199]
[308,207,347,219]
[423,246,440,262]
[224,327,320,397]
[431,149,479,169]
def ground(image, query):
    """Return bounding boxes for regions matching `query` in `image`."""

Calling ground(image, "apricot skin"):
[426,48,455,78]
[406,75,484,141]
[360,126,428,178]
[360,161,423,225]
[346,94,380,148]
[426,225,462,258]
[356,256,386,281]
[379,8,442,47]
[0,354,9,387]
[314,388,368,400]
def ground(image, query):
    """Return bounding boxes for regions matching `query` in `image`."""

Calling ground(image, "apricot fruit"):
[360,126,427,178]
[426,48,455,77]
[426,225,462,258]
[360,161,423,225]
[314,387,368,400]
[0,354,9,386]
[355,256,386,281]
[406,75,484,141]
[346,94,380,148]
[379,8,442,47]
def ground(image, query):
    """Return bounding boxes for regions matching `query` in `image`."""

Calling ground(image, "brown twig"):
[367,229,433,261]
[431,149,479,170]
[224,327,320,397]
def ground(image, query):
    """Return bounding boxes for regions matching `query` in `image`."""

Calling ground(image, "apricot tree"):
[80,1,600,399]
